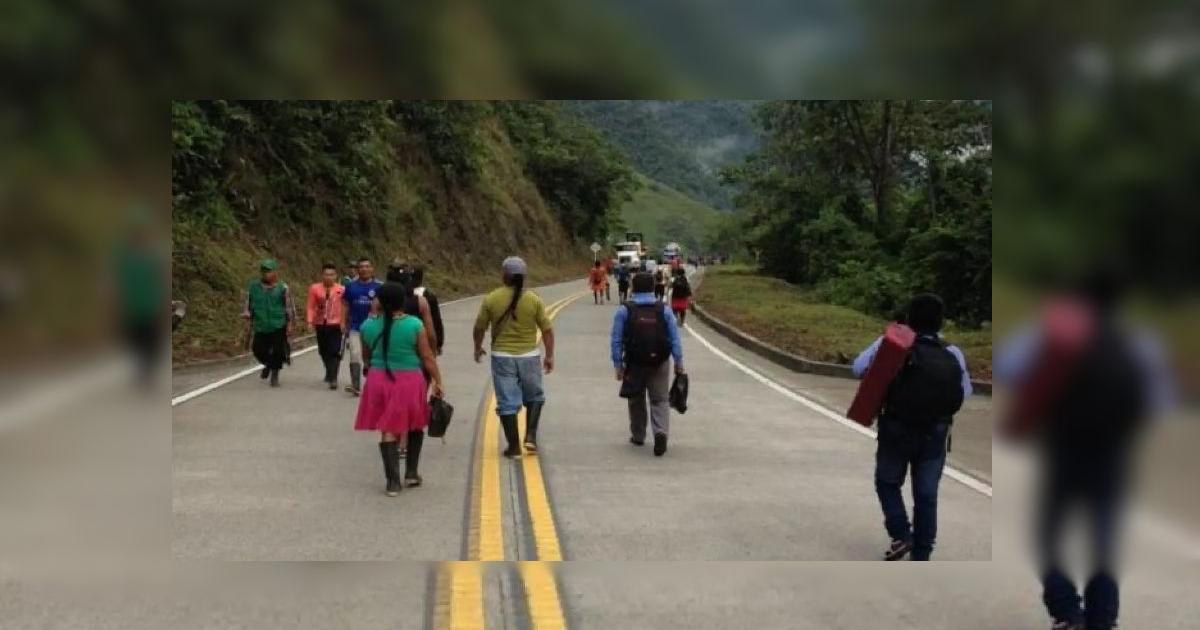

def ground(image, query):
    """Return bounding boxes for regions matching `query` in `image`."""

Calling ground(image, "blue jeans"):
[491,355,545,416]
[874,421,949,560]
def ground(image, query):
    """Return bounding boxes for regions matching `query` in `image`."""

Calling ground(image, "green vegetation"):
[172,100,634,362]
[565,100,759,210]
[617,174,721,254]
[696,267,991,380]
[723,101,992,326]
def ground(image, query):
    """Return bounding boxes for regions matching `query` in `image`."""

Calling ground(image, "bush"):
[817,260,907,316]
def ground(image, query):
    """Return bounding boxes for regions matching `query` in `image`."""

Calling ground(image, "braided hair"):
[376,282,408,382]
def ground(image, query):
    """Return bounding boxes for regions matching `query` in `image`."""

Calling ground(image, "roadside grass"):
[695,266,992,380]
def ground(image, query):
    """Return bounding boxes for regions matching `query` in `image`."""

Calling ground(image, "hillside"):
[564,100,759,210]
[618,174,722,255]
[172,101,633,363]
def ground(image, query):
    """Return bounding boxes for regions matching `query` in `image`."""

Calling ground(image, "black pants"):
[618,281,629,301]
[654,285,666,300]
[315,324,343,381]
[252,327,288,371]
[124,319,162,385]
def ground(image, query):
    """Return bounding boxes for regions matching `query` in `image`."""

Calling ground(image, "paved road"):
[159,273,1200,628]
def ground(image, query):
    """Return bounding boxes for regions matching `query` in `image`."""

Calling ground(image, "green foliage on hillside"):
[171,100,634,361]
[564,100,759,210]
[723,100,992,326]
[617,174,721,255]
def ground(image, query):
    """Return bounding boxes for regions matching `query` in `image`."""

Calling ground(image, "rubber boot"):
[523,402,544,452]
[404,430,424,486]
[499,414,522,458]
[348,363,362,394]
[379,441,401,496]
[269,369,280,387]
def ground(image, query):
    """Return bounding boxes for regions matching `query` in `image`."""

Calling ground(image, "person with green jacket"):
[241,259,296,387]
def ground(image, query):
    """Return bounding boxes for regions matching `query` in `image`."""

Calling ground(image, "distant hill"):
[618,173,721,255]
[564,100,759,210]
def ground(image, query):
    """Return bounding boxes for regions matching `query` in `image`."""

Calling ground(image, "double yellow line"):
[437,291,584,630]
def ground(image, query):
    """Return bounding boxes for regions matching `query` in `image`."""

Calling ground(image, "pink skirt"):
[671,297,689,312]
[354,368,431,434]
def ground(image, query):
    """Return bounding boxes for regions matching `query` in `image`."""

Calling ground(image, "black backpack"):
[883,336,965,426]
[671,276,691,298]
[622,302,671,366]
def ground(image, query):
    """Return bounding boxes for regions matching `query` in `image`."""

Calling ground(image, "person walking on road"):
[241,258,295,388]
[615,263,632,302]
[589,261,608,305]
[852,293,970,561]
[473,256,555,457]
[355,283,444,496]
[342,258,383,396]
[385,260,439,352]
[411,264,445,356]
[612,272,685,457]
[306,263,347,390]
[669,268,692,326]
[653,264,670,301]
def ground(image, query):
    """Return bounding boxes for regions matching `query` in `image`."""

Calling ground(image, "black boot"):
[405,430,424,486]
[269,369,280,387]
[379,441,401,496]
[524,402,544,452]
[499,414,522,458]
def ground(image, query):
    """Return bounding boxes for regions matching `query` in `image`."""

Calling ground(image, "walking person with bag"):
[611,272,685,457]
[306,263,346,390]
[241,258,296,388]
[473,256,555,457]
[354,283,445,496]
[615,263,632,302]
[852,293,970,561]
[411,264,445,356]
[669,268,692,326]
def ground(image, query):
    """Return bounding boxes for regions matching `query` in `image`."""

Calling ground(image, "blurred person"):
[115,214,167,386]
[171,300,186,332]
[616,262,632,302]
[612,272,685,457]
[603,257,615,300]
[341,260,357,287]
[995,268,1172,630]
[306,263,346,390]
[384,260,439,352]
[473,256,555,457]
[669,267,692,326]
[654,263,670,300]
[354,283,444,496]
[342,258,382,396]
[589,260,608,305]
[241,259,296,388]
[411,264,445,356]
[852,293,970,561]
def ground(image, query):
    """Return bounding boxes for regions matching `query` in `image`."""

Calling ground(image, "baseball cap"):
[260,259,278,270]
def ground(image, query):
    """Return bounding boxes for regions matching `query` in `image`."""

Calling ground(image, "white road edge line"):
[170,289,539,408]
[684,322,994,498]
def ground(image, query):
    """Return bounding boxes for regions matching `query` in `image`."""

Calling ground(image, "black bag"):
[622,302,671,367]
[428,396,455,439]
[883,337,965,426]
[669,372,689,414]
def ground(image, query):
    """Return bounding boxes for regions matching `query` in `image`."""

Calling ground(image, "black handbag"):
[428,396,454,439]
[669,372,689,414]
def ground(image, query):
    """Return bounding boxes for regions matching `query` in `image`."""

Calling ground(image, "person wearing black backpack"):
[852,293,971,561]
[611,272,685,457]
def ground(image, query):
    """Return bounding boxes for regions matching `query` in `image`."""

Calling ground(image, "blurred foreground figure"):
[997,268,1173,630]
[115,214,166,386]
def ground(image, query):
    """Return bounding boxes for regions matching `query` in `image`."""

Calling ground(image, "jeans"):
[874,421,949,560]
[491,355,545,416]
[251,327,288,371]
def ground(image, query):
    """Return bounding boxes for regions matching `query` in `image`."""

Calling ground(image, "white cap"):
[501,256,527,276]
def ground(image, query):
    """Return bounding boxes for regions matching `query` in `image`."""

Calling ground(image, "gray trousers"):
[628,360,671,440]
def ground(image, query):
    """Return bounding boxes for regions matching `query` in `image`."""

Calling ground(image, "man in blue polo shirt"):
[610,272,685,457]
[342,257,382,396]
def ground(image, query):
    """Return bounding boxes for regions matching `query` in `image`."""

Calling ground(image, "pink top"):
[306,282,346,326]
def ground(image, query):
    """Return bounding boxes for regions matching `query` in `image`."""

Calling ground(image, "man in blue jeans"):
[853,293,971,561]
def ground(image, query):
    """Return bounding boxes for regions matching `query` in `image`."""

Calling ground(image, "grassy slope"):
[172,118,587,364]
[618,173,721,254]
[695,266,992,379]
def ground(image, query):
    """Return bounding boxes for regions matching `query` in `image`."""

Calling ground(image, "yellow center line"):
[519,561,568,630]
[433,561,485,630]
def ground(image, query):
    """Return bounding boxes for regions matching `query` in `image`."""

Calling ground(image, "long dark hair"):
[376,283,408,381]
[503,273,525,322]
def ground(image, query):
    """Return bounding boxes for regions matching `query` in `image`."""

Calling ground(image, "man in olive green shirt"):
[242,258,296,387]
[473,257,555,457]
